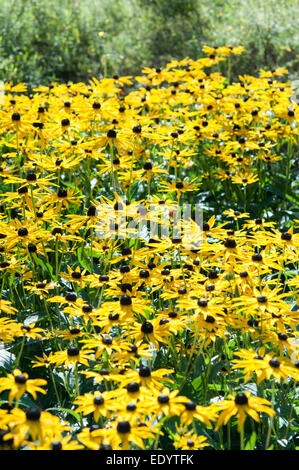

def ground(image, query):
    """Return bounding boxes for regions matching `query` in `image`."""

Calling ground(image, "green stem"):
[49,365,62,407]
[14,335,26,369]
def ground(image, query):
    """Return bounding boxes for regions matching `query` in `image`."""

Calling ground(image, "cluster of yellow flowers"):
[0,45,298,450]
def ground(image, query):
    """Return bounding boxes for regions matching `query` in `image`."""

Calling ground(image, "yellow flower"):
[0,369,47,404]
[173,431,209,450]
[49,347,94,368]
[214,392,275,432]
[74,391,113,422]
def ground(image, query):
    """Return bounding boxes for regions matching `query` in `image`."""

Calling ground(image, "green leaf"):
[32,254,54,277]
[245,432,257,450]
[77,245,92,272]
[192,376,204,391]
[46,407,81,423]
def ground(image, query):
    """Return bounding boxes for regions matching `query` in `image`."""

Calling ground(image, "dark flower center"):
[126,403,137,412]
[26,407,41,421]
[139,269,150,279]
[108,313,119,321]
[102,336,113,345]
[247,319,259,328]
[206,284,215,292]
[239,271,248,278]
[12,112,21,121]
[205,315,215,324]
[278,333,287,341]
[72,271,81,279]
[184,401,196,411]
[52,227,63,236]
[36,282,46,289]
[28,244,37,253]
[87,205,97,217]
[26,172,37,182]
[168,311,177,318]
[128,344,137,353]
[143,161,152,170]
[139,366,151,377]
[235,393,248,405]
[208,270,218,279]
[121,248,132,258]
[18,228,28,237]
[18,186,28,194]
[126,382,140,393]
[141,321,154,334]
[67,347,80,357]
[51,441,62,451]
[252,253,263,262]
[197,299,208,308]
[120,264,130,274]
[14,374,27,384]
[281,232,292,241]
[65,293,77,302]
[61,118,70,127]
[158,394,169,404]
[257,295,267,304]
[57,189,67,198]
[93,396,104,406]
[133,125,142,134]
[160,268,170,276]
[224,238,236,248]
[69,328,81,335]
[269,358,280,368]
[92,102,101,109]
[148,262,156,270]
[117,421,131,434]
[107,129,117,138]
[82,305,93,313]
[120,295,132,306]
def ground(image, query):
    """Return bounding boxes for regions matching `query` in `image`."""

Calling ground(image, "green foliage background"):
[0,0,298,86]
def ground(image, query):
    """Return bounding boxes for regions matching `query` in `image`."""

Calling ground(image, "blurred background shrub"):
[0,0,298,87]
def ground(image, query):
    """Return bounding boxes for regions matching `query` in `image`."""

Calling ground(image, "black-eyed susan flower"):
[4,407,67,446]
[0,369,47,404]
[74,390,113,422]
[173,431,209,450]
[180,401,218,427]
[214,392,275,432]
[49,347,94,368]
[105,419,157,450]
